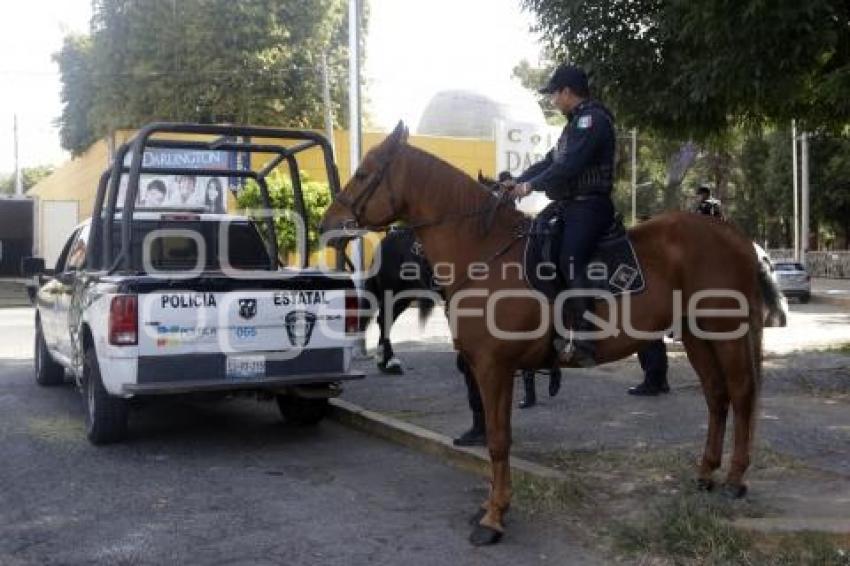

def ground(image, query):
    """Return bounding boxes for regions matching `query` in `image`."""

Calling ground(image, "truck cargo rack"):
[89,123,343,273]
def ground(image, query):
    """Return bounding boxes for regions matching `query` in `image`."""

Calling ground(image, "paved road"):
[0,313,601,565]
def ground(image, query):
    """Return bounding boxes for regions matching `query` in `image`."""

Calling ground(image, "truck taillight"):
[109,295,138,346]
[345,293,359,333]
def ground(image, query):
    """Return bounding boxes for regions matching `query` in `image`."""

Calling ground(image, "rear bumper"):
[123,370,364,395]
[778,285,811,296]
[121,348,361,396]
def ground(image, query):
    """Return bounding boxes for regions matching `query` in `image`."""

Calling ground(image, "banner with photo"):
[116,148,238,213]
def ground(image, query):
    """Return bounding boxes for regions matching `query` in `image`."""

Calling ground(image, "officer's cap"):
[539,64,589,95]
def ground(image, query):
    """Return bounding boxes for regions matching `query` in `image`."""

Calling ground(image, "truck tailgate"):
[138,288,348,356]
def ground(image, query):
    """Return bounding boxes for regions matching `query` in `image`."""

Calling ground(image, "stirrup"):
[553,333,575,364]
[554,332,596,368]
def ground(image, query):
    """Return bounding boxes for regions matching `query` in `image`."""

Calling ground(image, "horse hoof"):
[468,508,487,526]
[548,375,561,397]
[377,359,404,375]
[469,525,503,546]
[721,483,748,499]
[696,478,715,492]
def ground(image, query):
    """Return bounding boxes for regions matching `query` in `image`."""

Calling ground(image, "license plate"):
[226,356,265,379]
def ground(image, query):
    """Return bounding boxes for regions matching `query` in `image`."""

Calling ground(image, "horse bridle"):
[333,145,403,232]
[334,145,522,237]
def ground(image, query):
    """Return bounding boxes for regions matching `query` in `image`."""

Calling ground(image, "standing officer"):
[507,64,617,367]
[694,184,723,218]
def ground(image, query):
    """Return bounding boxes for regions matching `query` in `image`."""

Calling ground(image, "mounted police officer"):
[507,64,616,367]
[694,184,723,218]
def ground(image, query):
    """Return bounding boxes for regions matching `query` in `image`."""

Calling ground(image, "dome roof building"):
[416,85,546,139]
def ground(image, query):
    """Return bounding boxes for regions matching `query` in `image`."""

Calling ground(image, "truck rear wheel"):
[83,348,128,445]
[35,320,65,386]
[276,394,329,426]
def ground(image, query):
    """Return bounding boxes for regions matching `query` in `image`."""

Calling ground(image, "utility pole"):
[13,114,23,196]
[348,0,367,355]
[630,128,637,225]
[791,120,799,261]
[800,131,810,266]
[348,0,362,184]
[320,50,336,158]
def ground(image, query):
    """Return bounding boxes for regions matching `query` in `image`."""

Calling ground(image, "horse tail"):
[360,270,381,332]
[418,294,436,327]
[758,264,788,328]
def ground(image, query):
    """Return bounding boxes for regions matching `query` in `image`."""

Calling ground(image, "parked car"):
[773,261,811,303]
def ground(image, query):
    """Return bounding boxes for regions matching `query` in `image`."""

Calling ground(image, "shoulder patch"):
[577,115,593,129]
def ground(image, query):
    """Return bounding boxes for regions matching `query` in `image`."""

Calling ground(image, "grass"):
[613,490,754,564]
[518,445,850,564]
[613,491,850,565]
[828,343,850,355]
[512,472,589,515]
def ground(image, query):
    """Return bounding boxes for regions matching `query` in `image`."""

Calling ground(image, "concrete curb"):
[812,292,850,308]
[732,517,850,535]
[328,398,567,483]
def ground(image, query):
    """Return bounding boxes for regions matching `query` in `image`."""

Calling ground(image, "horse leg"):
[469,363,514,546]
[682,331,729,490]
[377,297,409,375]
[375,302,392,370]
[713,335,759,498]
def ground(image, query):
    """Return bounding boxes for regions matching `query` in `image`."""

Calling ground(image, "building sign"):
[494,120,561,215]
[117,148,234,213]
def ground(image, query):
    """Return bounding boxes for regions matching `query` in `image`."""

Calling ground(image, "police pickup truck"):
[26,124,363,444]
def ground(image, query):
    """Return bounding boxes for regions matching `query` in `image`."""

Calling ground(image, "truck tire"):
[83,348,128,445]
[276,394,329,426]
[34,320,65,386]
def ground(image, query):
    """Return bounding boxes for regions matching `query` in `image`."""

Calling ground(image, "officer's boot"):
[556,295,597,368]
[549,366,562,397]
[628,373,671,396]
[453,411,486,447]
[519,372,536,408]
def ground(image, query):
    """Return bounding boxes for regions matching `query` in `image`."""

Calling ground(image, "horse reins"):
[332,144,530,293]
[333,145,521,233]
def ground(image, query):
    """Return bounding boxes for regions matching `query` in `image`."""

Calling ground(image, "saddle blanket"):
[522,207,645,301]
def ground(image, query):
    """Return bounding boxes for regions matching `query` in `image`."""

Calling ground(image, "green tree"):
[512,58,561,123]
[57,0,363,155]
[0,166,56,195]
[810,136,850,248]
[235,170,332,258]
[54,35,97,154]
[521,0,850,138]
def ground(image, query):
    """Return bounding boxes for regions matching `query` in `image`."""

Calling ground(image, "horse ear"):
[477,170,485,183]
[386,121,408,150]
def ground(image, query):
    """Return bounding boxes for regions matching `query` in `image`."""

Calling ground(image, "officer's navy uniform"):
[695,197,723,218]
[517,83,617,363]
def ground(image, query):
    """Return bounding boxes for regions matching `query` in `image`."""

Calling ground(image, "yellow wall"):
[240,130,496,186]
[29,128,496,261]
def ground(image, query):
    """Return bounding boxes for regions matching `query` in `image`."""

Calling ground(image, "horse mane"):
[399,144,526,235]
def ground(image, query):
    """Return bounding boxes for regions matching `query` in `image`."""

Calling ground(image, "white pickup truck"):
[26,123,363,444]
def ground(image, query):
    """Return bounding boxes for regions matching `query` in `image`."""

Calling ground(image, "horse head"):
[321,121,410,242]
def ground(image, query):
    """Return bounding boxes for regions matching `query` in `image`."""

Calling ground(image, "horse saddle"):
[522,205,646,300]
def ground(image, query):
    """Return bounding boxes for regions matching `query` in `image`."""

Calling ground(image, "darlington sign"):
[494,119,562,215]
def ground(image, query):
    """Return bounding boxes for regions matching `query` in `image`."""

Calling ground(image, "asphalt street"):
[0,309,602,566]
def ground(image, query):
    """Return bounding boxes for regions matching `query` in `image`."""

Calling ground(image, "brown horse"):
[320,122,785,546]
